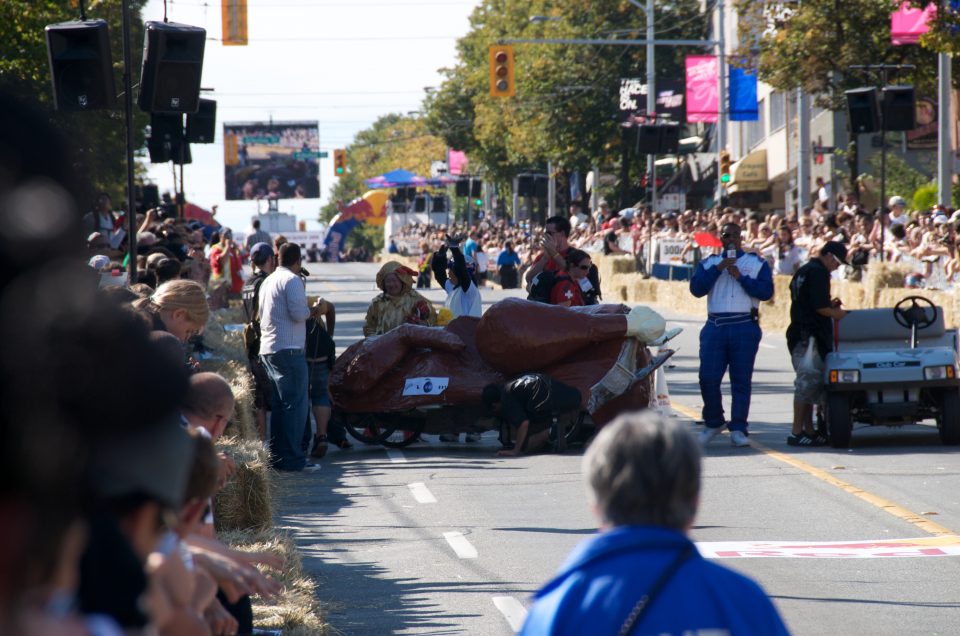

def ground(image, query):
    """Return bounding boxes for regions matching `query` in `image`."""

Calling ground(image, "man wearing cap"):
[689,222,774,447]
[786,242,849,446]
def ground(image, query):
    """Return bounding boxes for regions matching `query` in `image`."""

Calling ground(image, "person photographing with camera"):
[689,222,774,447]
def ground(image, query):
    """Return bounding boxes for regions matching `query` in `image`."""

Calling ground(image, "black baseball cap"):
[820,241,848,265]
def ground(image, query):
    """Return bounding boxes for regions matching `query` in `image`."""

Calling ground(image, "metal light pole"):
[716,0,727,207]
[643,0,656,209]
[938,49,952,206]
[121,0,138,284]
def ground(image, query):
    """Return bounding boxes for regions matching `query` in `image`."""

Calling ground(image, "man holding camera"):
[689,222,773,447]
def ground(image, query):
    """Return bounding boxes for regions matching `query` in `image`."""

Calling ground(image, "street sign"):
[813,145,836,154]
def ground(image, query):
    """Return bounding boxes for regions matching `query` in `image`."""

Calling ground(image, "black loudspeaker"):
[142,184,160,209]
[882,85,916,132]
[169,139,192,165]
[147,136,170,163]
[470,179,483,198]
[405,187,416,201]
[414,195,427,212]
[517,175,535,197]
[660,124,681,154]
[393,188,407,202]
[455,179,470,197]
[846,87,880,134]
[150,113,183,142]
[534,175,548,198]
[638,124,662,154]
[432,196,447,212]
[138,21,206,113]
[45,20,116,111]
[186,98,216,143]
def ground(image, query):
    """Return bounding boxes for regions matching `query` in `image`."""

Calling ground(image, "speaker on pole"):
[882,85,916,132]
[845,87,880,134]
[534,175,548,198]
[659,124,681,154]
[138,21,206,114]
[638,124,662,154]
[186,98,216,143]
[516,174,535,197]
[414,195,427,212]
[470,179,483,198]
[45,20,116,111]
[432,195,447,212]
[455,178,470,197]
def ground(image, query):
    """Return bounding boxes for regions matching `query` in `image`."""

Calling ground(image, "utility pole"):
[716,0,727,207]
[646,0,656,210]
[797,0,811,214]
[938,47,952,206]
[547,160,556,217]
[121,0,138,284]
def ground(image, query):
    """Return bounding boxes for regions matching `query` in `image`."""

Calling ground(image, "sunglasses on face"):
[574,263,591,271]
[720,232,737,239]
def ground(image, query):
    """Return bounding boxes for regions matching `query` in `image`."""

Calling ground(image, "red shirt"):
[532,247,570,273]
[550,273,584,306]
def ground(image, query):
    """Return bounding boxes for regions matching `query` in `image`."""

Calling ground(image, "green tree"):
[422,0,706,204]
[0,0,150,207]
[735,0,960,109]
[320,114,448,221]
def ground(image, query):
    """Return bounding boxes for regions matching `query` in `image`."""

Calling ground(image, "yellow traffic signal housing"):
[719,149,732,184]
[489,45,515,97]
[333,149,347,177]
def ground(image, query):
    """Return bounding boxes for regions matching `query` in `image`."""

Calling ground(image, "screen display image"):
[223,121,320,200]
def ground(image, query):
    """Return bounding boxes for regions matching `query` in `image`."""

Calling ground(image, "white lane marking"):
[492,596,528,632]
[386,450,407,463]
[697,536,960,559]
[443,531,478,559]
[759,343,777,349]
[408,482,437,504]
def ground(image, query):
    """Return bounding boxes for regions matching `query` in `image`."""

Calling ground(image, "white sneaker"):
[730,431,750,447]
[439,434,460,443]
[698,427,722,446]
[464,432,482,443]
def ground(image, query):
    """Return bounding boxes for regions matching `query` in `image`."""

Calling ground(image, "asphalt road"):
[271,261,960,635]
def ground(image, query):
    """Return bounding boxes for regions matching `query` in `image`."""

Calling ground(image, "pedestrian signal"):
[489,45,515,97]
[334,149,347,176]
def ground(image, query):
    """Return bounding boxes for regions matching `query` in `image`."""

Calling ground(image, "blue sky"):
[142,0,474,232]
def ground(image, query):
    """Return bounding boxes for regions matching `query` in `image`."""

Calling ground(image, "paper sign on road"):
[697,535,960,559]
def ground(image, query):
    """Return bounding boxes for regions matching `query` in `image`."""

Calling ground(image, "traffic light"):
[489,45,515,97]
[333,149,346,176]
[719,150,731,184]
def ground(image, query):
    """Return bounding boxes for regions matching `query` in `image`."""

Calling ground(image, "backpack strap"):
[618,544,695,636]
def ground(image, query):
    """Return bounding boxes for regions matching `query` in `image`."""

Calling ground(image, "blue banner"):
[322,216,361,257]
[728,65,759,122]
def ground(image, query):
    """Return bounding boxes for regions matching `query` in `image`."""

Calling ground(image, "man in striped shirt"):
[259,243,323,471]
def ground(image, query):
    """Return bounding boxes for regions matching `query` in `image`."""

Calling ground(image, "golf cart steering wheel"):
[893,296,938,330]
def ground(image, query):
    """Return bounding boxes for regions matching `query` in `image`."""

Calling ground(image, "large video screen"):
[223,121,320,200]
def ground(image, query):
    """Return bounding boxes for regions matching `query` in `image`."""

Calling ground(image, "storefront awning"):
[728,148,768,193]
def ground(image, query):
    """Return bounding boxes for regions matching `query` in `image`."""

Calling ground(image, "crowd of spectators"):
[389,193,960,290]
[2,92,287,636]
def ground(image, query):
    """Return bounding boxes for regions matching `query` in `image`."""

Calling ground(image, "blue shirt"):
[497,250,521,266]
[520,526,789,636]
[463,238,479,260]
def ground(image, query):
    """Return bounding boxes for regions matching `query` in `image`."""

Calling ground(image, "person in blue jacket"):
[520,412,789,636]
[689,222,774,447]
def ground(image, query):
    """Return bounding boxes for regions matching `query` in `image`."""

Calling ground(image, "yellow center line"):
[669,401,957,537]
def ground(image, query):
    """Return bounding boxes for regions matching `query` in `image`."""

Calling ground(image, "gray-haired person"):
[520,412,788,635]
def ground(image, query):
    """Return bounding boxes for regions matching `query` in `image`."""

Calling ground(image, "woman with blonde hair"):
[134,279,210,342]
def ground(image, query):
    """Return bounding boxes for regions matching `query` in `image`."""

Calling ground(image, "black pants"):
[216,589,253,635]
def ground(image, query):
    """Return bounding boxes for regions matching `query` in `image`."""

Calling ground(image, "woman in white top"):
[765,227,804,275]
[431,239,482,319]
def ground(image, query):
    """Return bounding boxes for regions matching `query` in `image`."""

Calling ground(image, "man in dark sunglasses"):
[689,223,774,448]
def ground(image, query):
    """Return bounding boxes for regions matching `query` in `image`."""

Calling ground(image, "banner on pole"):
[221,0,248,46]
[891,2,935,45]
[728,65,759,122]
[685,56,718,123]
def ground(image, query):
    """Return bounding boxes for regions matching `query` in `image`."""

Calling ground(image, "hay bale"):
[862,262,910,306]
[215,437,274,532]
[217,528,327,635]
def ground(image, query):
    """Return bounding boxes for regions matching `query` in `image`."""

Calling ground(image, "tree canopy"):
[0,1,150,208]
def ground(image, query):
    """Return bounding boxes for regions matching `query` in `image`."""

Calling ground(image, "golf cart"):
[823,296,960,448]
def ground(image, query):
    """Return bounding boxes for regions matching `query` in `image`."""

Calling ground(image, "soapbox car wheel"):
[936,388,960,446]
[893,296,937,331]
[342,413,424,448]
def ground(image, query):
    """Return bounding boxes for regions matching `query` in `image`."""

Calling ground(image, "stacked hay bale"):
[199,308,327,634]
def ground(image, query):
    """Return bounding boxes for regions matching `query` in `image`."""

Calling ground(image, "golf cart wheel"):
[378,417,425,449]
[826,393,852,449]
[937,388,960,446]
